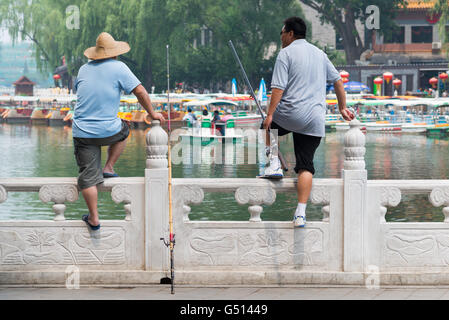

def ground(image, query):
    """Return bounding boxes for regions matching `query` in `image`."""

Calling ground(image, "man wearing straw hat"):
[74,32,165,230]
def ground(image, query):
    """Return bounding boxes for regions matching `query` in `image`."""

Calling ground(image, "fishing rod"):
[160,44,175,295]
[228,40,288,172]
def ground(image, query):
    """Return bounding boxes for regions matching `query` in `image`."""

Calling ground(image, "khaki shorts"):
[73,120,130,190]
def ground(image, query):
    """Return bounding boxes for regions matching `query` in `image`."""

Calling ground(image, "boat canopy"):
[183,99,239,107]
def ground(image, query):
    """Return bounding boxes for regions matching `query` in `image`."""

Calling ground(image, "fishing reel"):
[160,235,176,248]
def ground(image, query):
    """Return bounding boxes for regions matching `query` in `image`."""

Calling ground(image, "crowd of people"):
[416,87,448,98]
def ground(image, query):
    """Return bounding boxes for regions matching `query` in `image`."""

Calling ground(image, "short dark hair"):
[284,17,306,39]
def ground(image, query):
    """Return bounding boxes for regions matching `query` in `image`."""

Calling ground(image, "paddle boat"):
[183,99,261,128]
[180,117,243,146]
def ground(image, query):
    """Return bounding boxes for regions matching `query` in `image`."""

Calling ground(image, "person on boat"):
[182,107,198,127]
[200,108,212,120]
[263,17,354,228]
[212,110,221,123]
[212,110,225,136]
[73,32,165,230]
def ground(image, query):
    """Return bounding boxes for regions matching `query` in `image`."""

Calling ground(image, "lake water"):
[1,123,448,222]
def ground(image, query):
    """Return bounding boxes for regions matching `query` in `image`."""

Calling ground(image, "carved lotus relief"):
[288,230,324,266]
[385,233,435,265]
[0,230,27,264]
[436,235,449,265]
[0,228,125,265]
[239,231,289,266]
[189,234,235,265]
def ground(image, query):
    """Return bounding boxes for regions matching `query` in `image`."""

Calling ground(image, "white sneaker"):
[294,215,306,228]
[263,156,284,178]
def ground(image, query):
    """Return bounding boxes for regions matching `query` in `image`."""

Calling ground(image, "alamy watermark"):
[168,128,278,166]
[66,5,80,30]
[65,265,80,289]
[365,5,380,30]
[365,265,380,290]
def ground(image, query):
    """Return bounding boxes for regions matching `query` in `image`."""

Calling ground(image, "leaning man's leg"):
[74,140,103,226]
[296,170,314,203]
[103,139,127,175]
[103,120,130,175]
[292,133,322,226]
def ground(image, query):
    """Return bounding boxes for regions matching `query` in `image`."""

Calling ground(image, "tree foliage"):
[0,0,305,91]
[299,0,407,65]
[433,0,448,45]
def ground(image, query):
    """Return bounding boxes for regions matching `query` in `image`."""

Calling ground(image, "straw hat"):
[84,32,130,60]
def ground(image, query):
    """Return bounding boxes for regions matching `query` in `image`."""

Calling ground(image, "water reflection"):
[0,123,448,222]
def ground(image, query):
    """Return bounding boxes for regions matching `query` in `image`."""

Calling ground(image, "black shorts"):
[271,121,321,175]
[73,120,130,190]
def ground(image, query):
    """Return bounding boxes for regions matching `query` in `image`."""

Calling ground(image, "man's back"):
[271,39,340,137]
[74,59,140,138]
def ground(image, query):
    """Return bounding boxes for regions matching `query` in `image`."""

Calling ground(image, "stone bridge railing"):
[2,120,449,286]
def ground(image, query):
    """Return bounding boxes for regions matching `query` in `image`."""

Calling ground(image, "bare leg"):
[103,139,127,174]
[81,186,100,226]
[297,170,313,203]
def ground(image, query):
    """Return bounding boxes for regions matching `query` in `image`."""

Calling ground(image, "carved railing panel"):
[0,227,126,265]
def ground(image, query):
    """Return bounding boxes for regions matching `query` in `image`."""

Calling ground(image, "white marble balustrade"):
[2,119,449,286]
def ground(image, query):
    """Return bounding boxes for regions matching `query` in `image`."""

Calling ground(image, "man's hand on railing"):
[151,111,166,124]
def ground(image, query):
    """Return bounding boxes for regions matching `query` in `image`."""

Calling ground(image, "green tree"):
[433,0,448,44]
[167,0,305,91]
[0,0,308,91]
[299,0,407,65]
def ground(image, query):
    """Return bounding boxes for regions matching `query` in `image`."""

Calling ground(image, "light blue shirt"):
[73,59,141,138]
[271,39,341,137]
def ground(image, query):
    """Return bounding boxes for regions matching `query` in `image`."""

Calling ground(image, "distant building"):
[371,0,447,65]
[13,76,36,96]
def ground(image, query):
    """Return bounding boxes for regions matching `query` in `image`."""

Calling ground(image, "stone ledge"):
[4,270,449,286]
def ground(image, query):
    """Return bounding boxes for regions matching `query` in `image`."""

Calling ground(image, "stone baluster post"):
[145,120,169,272]
[39,185,79,221]
[235,186,276,222]
[342,119,370,272]
[0,185,7,204]
[429,187,449,223]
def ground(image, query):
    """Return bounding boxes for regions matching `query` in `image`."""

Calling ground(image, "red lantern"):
[393,79,402,87]
[439,73,448,82]
[383,72,393,84]
[374,77,383,85]
[340,70,349,79]
[53,74,61,80]
[429,77,438,87]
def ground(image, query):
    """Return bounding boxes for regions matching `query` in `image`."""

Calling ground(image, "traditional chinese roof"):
[400,0,436,10]
[13,76,36,86]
